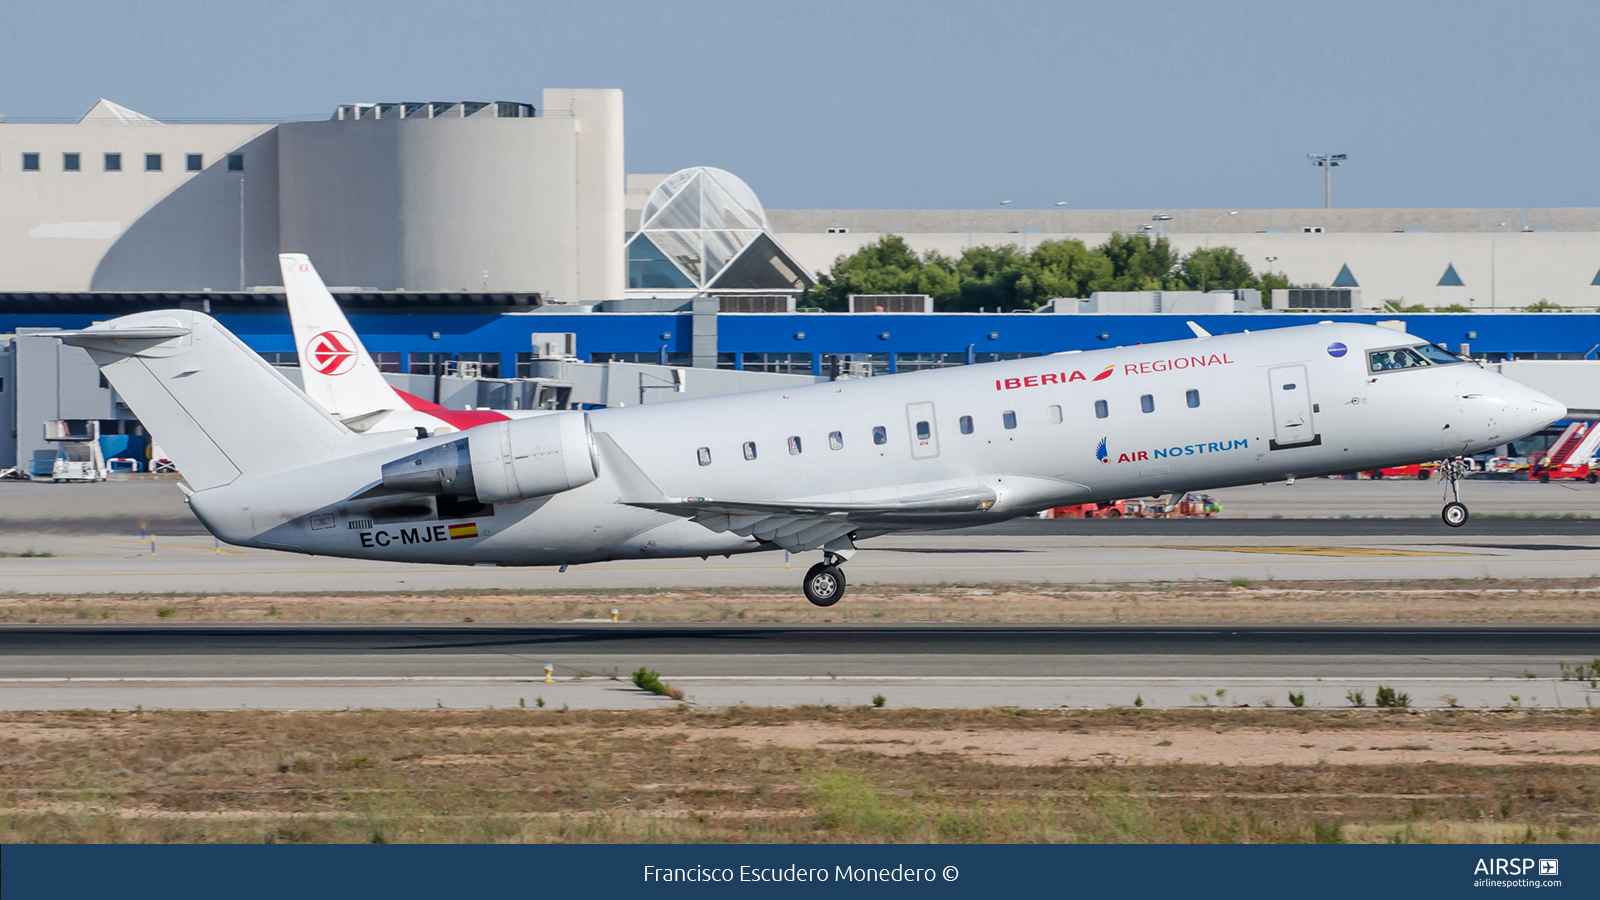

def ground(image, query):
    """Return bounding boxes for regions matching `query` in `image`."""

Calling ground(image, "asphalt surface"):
[4,622,1597,679]
[5,623,1597,710]
[6,527,1600,593]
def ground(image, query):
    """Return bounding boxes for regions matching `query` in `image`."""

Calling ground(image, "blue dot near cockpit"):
[1326,342,1348,358]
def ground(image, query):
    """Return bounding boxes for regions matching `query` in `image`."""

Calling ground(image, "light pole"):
[1491,221,1507,311]
[967,200,1011,250]
[1205,210,1239,249]
[1307,153,1347,209]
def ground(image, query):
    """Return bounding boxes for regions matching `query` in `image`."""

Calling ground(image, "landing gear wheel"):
[803,562,846,607]
[1442,501,1469,528]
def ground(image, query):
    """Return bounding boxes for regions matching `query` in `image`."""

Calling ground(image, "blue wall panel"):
[6,312,1598,364]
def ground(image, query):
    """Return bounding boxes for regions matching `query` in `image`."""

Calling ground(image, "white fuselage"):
[188,323,1563,567]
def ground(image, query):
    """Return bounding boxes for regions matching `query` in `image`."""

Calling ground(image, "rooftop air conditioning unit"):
[850,294,930,313]
[530,332,577,358]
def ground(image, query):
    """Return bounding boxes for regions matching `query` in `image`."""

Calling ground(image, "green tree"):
[1177,246,1258,292]
[1096,232,1181,290]
[1016,238,1115,307]
[951,243,1029,312]
[803,235,958,311]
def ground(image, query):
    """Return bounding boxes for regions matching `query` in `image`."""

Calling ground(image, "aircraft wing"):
[625,487,997,552]
[592,431,998,552]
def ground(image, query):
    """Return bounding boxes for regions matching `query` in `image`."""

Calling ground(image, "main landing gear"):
[803,550,853,607]
[1439,456,1471,528]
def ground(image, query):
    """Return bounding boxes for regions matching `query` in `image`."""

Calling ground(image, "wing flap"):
[623,485,998,552]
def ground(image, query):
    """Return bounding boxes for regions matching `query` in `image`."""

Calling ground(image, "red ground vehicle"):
[1045,494,1221,519]
[1528,422,1600,484]
[1366,464,1437,480]
[1043,500,1132,519]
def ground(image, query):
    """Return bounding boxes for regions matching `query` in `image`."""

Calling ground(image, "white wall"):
[0,122,278,290]
[777,231,1600,310]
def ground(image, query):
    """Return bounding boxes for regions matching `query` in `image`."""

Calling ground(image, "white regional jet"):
[280,253,535,435]
[59,311,1563,606]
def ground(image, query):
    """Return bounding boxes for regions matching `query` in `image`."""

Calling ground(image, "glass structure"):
[626,167,813,297]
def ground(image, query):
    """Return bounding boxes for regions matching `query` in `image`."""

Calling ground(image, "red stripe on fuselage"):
[394,389,510,429]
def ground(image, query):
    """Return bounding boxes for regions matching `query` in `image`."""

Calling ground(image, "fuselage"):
[189,322,1564,567]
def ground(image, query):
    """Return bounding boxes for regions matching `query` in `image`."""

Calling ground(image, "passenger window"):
[916,421,931,441]
[829,431,843,450]
[1140,394,1154,414]
[742,441,757,461]
[1047,404,1062,424]
[696,447,711,466]
[959,415,973,434]
[1186,389,1200,408]
[873,426,887,445]
[1094,400,1108,419]
[788,436,802,455]
[1002,410,1017,430]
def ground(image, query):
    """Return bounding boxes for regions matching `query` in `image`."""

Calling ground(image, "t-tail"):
[56,310,390,491]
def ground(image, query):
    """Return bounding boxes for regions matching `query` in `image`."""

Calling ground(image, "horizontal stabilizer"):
[57,325,192,353]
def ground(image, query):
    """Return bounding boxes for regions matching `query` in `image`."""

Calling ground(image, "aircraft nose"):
[1523,385,1567,429]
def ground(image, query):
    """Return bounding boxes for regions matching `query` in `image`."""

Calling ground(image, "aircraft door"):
[1267,365,1317,448]
[906,401,940,459]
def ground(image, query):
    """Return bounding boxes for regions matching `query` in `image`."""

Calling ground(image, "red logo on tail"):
[306,330,357,376]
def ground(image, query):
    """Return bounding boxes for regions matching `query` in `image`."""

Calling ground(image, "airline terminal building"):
[2,91,1599,471]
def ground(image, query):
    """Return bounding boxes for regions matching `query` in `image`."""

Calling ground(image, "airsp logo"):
[306,330,358,376]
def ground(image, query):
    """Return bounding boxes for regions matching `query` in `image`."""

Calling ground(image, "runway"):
[5,623,1597,710]
[4,523,1600,594]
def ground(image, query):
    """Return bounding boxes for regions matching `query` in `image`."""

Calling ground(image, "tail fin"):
[59,310,356,490]
[280,253,401,421]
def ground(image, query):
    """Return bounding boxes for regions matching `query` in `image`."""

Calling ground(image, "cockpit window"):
[1413,343,1465,365]
[1368,344,1465,372]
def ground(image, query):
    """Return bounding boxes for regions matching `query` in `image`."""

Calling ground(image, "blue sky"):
[3,1,1594,210]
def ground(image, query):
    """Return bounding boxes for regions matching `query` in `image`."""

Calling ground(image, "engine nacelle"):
[379,412,597,504]
[468,412,597,504]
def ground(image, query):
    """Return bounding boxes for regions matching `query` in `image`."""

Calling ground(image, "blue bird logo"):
[1096,437,1108,463]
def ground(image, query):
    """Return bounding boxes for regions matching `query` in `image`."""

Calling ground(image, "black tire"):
[803,562,845,607]
[1442,501,1469,528]
[1105,508,1122,518]
[1588,473,1598,485]
[1417,471,1430,481]
[1539,472,1551,484]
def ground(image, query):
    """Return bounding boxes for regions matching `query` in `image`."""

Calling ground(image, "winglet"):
[1186,320,1211,338]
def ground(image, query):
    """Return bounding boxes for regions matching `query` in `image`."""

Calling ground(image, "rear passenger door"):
[906,401,940,459]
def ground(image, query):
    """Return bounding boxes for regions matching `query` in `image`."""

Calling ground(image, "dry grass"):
[3,577,1600,625]
[1,707,1597,844]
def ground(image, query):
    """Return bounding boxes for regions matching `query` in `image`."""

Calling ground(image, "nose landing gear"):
[803,549,854,607]
[1439,457,1471,527]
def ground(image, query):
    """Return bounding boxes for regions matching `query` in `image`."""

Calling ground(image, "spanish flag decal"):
[448,522,480,540]
[1092,364,1115,382]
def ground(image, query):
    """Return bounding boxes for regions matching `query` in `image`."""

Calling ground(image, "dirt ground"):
[3,577,1599,624]
[2,707,1597,844]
